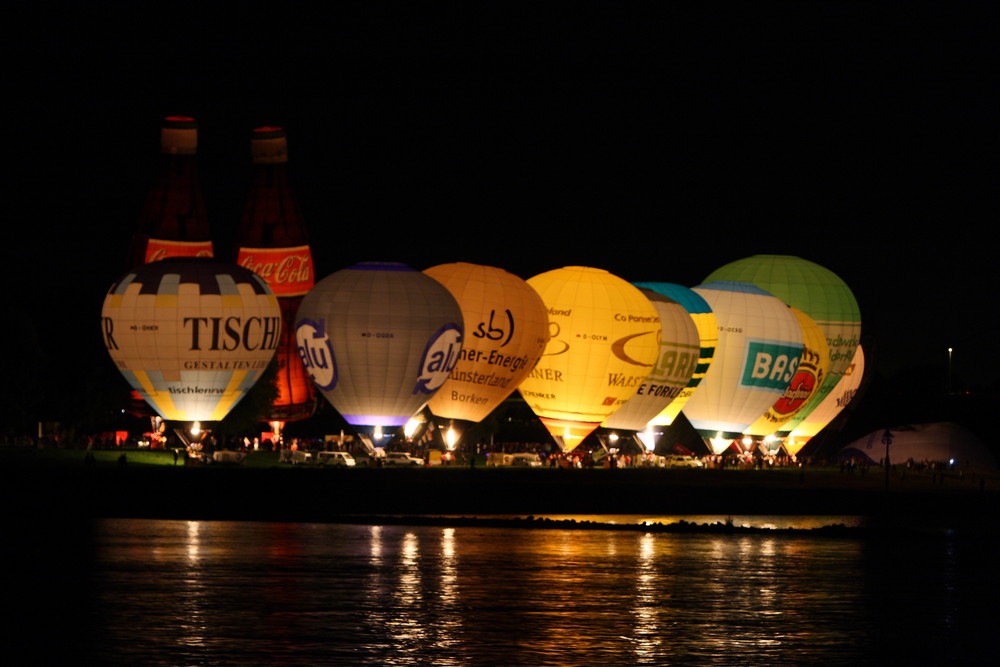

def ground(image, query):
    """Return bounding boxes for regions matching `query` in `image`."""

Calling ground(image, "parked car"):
[383,452,424,467]
[279,449,312,465]
[486,452,544,467]
[661,454,704,468]
[316,451,356,467]
[509,453,543,467]
[211,450,246,465]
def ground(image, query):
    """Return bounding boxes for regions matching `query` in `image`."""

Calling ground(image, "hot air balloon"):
[680,281,804,455]
[294,262,464,451]
[601,288,700,451]
[517,266,661,452]
[422,262,549,450]
[785,344,866,457]
[745,307,830,446]
[704,255,861,439]
[633,282,718,428]
[101,258,282,444]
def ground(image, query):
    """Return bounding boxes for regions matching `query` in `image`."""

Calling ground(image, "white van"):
[316,451,356,467]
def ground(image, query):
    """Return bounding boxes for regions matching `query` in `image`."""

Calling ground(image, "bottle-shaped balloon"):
[129,117,213,267]
[680,281,804,455]
[235,127,317,425]
[517,266,661,453]
[422,262,549,448]
[295,262,464,451]
[101,258,281,429]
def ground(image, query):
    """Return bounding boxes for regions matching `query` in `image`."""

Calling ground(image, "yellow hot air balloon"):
[785,344,866,457]
[745,307,830,440]
[423,262,549,448]
[101,258,281,439]
[517,266,661,452]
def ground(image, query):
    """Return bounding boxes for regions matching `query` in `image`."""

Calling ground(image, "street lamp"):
[948,347,953,394]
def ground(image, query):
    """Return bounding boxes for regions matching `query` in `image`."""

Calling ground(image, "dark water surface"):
[11,515,997,666]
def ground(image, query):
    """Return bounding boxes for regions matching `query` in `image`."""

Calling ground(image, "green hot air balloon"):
[704,255,861,436]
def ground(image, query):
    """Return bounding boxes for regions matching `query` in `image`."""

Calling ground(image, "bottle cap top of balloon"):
[251,126,288,164]
[160,116,198,155]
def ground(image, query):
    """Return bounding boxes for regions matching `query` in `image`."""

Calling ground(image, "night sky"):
[7,2,999,431]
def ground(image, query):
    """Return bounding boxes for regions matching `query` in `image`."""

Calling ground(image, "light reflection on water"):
[76,517,999,666]
[460,514,867,529]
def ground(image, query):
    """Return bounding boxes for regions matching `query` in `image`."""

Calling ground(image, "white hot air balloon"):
[101,257,281,444]
[601,289,700,450]
[295,262,464,451]
[680,281,804,455]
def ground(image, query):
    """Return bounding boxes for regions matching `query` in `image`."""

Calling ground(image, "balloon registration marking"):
[295,318,337,390]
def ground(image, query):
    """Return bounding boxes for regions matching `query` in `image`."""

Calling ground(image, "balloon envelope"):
[786,344,866,456]
[602,289,700,431]
[681,281,804,440]
[423,262,549,425]
[295,262,464,441]
[746,307,830,436]
[704,255,861,432]
[633,282,718,426]
[518,266,661,451]
[101,258,281,422]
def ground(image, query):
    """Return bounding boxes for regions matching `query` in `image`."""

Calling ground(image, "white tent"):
[839,422,998,470]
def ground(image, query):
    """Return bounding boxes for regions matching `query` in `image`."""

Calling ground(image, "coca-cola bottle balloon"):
[129,116,214,267]
[235,126,317,424]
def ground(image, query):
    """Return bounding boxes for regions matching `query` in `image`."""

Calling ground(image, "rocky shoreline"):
[7,463,998,538]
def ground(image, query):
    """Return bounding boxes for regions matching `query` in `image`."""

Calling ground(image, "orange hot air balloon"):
[423,262,549,448]
[517,266,661,452]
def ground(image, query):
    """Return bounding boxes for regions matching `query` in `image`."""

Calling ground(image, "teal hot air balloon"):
[633,282,718,428]
[601,289,700,446]
[704,255,861,436]
[295,262,464,451]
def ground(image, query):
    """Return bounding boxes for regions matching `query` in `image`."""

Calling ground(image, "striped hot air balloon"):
[633,282,718,428]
